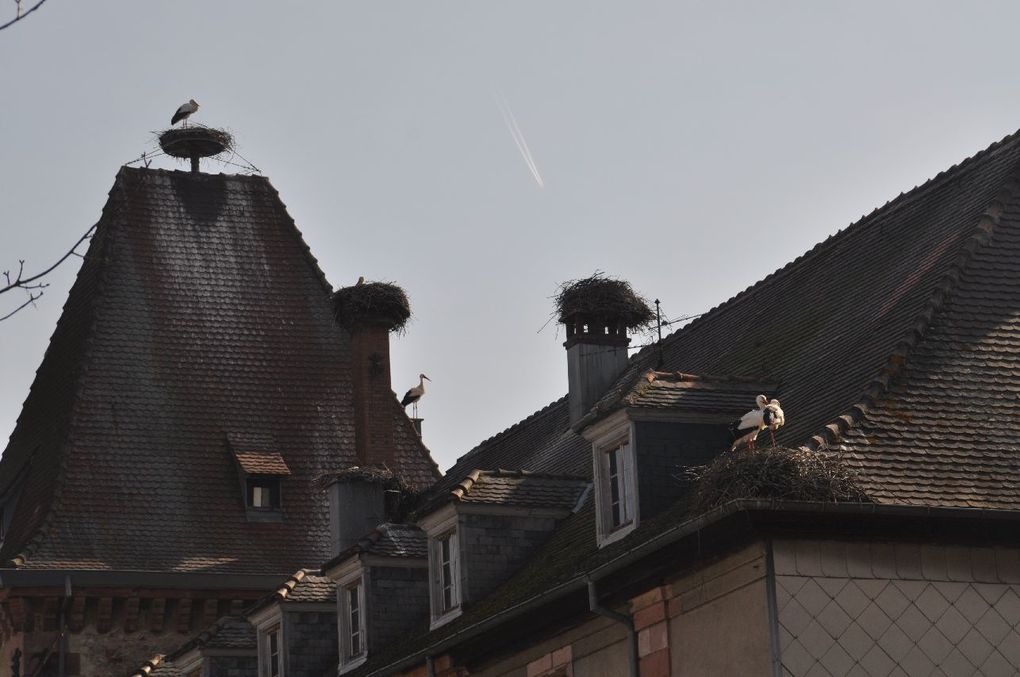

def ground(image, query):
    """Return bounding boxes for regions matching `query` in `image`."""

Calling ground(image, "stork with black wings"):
[730,395,785,450]
[401,373,431,418]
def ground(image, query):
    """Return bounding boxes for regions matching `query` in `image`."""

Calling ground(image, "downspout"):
[58,575,71,677]
[426,655,436,677]
[587,579,638,677]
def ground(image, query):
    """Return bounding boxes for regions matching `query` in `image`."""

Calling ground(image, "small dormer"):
[323,523,430,673]
[169,615,257,677]
[580,371,778,547]
[417,470,590,629]
[245,569,338,677]
[227,432,291,521]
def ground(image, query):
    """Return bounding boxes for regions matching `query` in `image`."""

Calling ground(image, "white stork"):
[762,399,785,447]
[171,99,200,126]
[730,394,768,451]
[401,374,431,418]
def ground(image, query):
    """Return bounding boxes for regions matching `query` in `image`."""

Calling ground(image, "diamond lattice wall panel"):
[774,541,1020,677]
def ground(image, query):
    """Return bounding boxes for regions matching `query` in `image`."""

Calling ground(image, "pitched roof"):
[324,523,428,573]
[129,655,181,677]
[447,469,589,510]
[357,127,1020,673]
[0,167,438,574]
[581,370,777,425]
[174,615,256,653]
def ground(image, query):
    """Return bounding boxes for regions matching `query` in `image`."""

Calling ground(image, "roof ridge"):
[452,395,569,466]
[8,174,128,568]
[128,653,167,677]
[807,164,1020,450]
[640,127,1020,364]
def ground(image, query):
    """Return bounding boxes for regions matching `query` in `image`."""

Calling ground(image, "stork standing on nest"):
[401,373,431,418]
[762,398,785,447]
[731,394,768,451]
[171,99,200,127]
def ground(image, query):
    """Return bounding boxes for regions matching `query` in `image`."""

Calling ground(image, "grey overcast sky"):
[3,1,1019,472]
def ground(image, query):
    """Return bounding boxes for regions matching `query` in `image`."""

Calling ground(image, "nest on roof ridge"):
[683,447,870,514]
[555,272,654,329]
[158,127,234,159]
[332,281,411,332]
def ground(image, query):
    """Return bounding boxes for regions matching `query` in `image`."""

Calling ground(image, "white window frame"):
[250,605,286,677]
[334,557,369,673]
[419,505,463,629]
[590,416,639,548]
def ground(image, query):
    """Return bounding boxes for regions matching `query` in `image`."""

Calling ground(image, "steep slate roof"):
[0,167,437,573]
[324,523,427,573]
[447,469,589,510]
[579,370,777,426]
[357,128,1020,674]
[437,129,1020,511]
[171,615,256,654]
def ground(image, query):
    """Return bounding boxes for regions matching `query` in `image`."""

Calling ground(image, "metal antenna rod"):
[655,299,663,369]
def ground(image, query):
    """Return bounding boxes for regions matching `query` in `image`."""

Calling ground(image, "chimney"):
[326,467,396,555]
[332,280,411,466]
[556,275,652,426]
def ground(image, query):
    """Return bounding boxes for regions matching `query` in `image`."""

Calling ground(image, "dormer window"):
[248,477,281,509]
[420,506,462,629]
[228,437,291,521]
[587,414,639,548]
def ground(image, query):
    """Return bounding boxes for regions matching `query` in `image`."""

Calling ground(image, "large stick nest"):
[332,281,411,332]
[683,447,870,514]
[556,272,654,329]
[158,127,234,159]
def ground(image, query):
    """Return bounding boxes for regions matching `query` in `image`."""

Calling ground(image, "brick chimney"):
[332,280,412,466]
[556,275,651,426]
[350,322,395,466]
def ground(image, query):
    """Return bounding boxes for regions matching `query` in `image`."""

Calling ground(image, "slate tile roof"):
[446,469,589,510]
[588,370,777,422]
[357,128,1020,674]
[129,655,180,677]
[177,614,256,652]
[324,523,428,573]
[0,167,438,574]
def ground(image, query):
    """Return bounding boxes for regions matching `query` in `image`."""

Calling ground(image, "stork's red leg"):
[770,429,777,447]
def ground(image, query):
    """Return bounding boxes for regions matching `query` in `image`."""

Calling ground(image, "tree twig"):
[0,291,43,322]
[0,0,48,32]
[0,224,95,295]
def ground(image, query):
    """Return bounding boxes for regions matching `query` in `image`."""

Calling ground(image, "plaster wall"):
[774,540,1020,676]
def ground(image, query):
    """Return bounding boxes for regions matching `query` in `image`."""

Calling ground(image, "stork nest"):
[332,281,411,332]
[158,127,234,159]
[682,446,870,514]
[319,465,424,521]
[555,272,654,329]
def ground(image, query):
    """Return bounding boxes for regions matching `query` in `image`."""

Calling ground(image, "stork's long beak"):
[423,376,432,381]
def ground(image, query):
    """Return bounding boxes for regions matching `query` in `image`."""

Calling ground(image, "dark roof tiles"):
[450,469,589,510]
[0,167,438,574]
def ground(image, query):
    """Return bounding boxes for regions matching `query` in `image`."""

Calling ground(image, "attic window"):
[248,478,281,509]
[230,446,291,518]
[429,530,461,627]
[594,431,638,548]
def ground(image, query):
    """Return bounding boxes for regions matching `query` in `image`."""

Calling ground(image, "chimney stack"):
[556,274,653,426]
[326,467,402,555]
[332,280,412,466]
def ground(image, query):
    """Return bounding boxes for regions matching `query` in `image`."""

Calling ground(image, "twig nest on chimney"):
[332,281,411,332]
[682,447,870,514]
[158,127,234,159]
[556,272,654,329]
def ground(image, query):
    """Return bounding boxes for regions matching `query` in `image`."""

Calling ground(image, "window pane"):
[348,584,362,657]
[268,627,280,677]
[608,448,622,527]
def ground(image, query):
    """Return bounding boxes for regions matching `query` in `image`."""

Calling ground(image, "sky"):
[3,1,1020,473]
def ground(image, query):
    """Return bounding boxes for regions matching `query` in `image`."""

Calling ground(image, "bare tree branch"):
[0,291,43,322]
[0,0,49,33]
[1,224,95,296]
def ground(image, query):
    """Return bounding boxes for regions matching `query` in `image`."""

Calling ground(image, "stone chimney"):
[556,275,652,426]
[326,467,395,555]
[332,280,411,466]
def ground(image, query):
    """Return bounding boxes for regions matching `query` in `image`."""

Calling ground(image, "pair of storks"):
[731,395,785,451]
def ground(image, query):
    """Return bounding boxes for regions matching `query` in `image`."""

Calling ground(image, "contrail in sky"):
[494,90,544,188]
